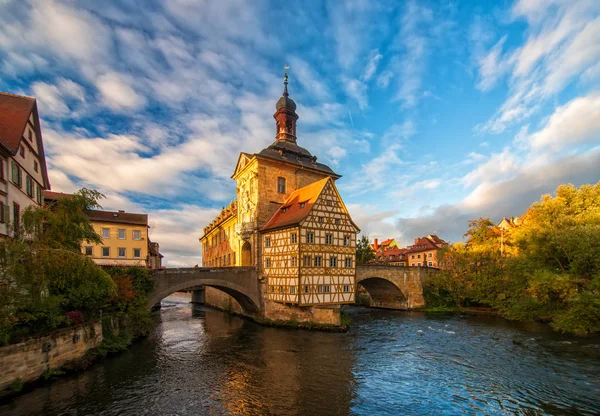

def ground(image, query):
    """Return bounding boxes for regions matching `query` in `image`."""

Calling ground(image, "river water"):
[2,293,599,416]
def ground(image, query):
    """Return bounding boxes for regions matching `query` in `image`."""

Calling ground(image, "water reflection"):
[1,293,599,416]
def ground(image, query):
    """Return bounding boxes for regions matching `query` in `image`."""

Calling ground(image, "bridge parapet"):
[149,267,260,313]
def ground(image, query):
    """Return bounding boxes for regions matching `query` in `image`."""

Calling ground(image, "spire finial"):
[283,65,289,97]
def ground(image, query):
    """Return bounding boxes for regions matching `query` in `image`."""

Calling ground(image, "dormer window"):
[299,202,306,208]
[281,207,288,213]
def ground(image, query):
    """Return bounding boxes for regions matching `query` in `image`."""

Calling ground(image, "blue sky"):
[1,0,599,266]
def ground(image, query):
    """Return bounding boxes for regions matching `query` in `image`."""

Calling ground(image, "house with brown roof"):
[0,92,51,236]
[44,191,163,268]
[405,235,448,268]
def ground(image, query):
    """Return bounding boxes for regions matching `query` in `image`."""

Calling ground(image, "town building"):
[0,92,51,237]
[371,238,400,252]
[44,191,163,269]
[376,247,408,266]
[497,216,521,230]
[199,73,360,314]
[405,235,448,267]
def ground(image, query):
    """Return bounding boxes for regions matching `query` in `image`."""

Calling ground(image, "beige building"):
[200,73,360,308]
[0,92,51,236]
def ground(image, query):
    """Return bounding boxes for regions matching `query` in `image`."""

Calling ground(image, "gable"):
[231,152,253,179]
[300,180,360,233]
[0,92,35,155]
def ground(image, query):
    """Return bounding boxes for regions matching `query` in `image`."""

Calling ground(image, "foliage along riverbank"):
[0,190,155,395]
[423,182,600,336]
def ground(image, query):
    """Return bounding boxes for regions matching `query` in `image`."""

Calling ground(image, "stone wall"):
[205,286,243,314]
[0,322,103,391]
[264,300,341,326]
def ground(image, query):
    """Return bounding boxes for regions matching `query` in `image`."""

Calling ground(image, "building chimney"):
[373,238,378,249]
[414,238,419,245]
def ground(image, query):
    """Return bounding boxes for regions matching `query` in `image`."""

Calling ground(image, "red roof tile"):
[0,92,36,154]
[260,177,331,231]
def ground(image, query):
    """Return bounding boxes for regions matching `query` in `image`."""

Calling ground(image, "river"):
[2,292,599,416]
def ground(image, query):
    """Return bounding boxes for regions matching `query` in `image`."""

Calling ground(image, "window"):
[265,258,271,268]
[36,186,42,205]
[290,233,297,243]
[329,257,337,267]
[28,130,33,141]
[411,255,415,259]
[277,177,286,193]
[134,248,141,258]
[118,248,126,258]
[318,217,324,223]
[233,252,236,265]
[12,203,19,233]
[227,253,231,265]
[428,253,432,258]
[0,159,4,180]
[335,219,340,224]
[85,246,93,256]
[118,229,125,239]
[0,202,4,223]
[343,285,350,293]
[291,257,297,267]
[344,235,351,246]
[290,286,296,294]
[278,285,283,294]
[33,161,38,172]
[417,262,421,266]
[304,285,309,293]
[307,232,314,243]
[102,247,110,257]
[324,285,330,293]
[428,261,433,267]
[318,285,323,293]
[265,237,271,247]
[303,256,311,267]
[325,234,332,244]
[345,258,352,268]
[26,175,33,197]
[133,230,141,240]
[300,202,306,208]
[102,228,110,238]
[315,256,322,267]
[417,254,421,258]
[281,207,288,213]
[11,161,21,187]
[20,146,25,157]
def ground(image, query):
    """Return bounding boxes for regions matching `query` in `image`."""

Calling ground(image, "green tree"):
[356,235,376,264]
[20,188,105,250]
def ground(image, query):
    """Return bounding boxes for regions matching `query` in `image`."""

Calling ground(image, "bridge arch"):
[356,276,408,309]
[149,267,260,315]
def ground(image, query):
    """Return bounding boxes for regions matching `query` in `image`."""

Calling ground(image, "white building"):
[0,92,51,236]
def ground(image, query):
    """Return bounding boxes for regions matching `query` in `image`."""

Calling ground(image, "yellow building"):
[200,73,360,308]
[84,210,150,267]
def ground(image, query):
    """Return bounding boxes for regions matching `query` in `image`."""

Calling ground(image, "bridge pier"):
[191,287,205,304]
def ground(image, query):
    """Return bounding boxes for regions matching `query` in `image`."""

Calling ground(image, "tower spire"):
[283,66,289,97]
[274,65,298,143]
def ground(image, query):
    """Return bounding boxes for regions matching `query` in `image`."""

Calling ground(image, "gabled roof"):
[0,92,51,189]
[44,190,73,203]
[86,210,148,226]
[260,177,331,232]
[0,92,35,154]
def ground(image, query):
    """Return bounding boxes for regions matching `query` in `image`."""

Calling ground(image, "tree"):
[356,235,376,264]
[21,188,105,250]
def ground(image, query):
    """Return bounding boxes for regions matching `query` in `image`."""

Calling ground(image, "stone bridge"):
[149,265,438,315]
[356,265,439,310]
[149,267,260,314]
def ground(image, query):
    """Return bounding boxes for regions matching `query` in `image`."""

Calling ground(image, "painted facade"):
[0,93,51,237]
[200,74,360,308]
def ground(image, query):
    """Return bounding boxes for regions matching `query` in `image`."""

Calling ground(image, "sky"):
[0,0,599,266]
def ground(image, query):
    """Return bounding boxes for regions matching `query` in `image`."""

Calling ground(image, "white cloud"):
[476,36,508,91]
[529,93,600,151]
[96,72,146,111]
[341,77,368,110]
[361,49,382,81]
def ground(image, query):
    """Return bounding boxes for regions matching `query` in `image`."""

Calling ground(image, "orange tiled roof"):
[0,92,35,154]
[380,238,394,246]
[260,177,331,232]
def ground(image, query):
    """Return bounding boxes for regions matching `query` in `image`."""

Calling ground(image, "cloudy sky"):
[1,0,599,266]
